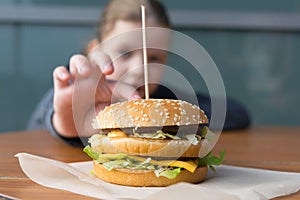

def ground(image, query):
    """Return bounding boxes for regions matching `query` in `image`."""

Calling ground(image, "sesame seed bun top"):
[93,99,208,129]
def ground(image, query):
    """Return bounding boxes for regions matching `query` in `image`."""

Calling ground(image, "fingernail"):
[79,65,89,74]
[101,62,111,73]
[130,94,142,100]
[59,72,67,80]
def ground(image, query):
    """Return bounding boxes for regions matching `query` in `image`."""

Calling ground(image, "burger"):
[84,99,224,187]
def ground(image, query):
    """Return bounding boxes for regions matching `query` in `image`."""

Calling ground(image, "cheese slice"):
[151,159,198,173]
[131,155,198,173]
[107,130,128,138]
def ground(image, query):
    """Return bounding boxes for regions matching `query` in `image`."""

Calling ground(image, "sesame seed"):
[192,105,199,110]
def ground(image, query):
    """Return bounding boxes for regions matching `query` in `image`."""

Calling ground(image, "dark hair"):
[97,0,170,41]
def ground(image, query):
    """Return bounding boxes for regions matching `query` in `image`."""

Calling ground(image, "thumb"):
[53,66,71,91]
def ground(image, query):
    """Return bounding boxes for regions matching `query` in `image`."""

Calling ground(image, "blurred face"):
[100,20,170,97]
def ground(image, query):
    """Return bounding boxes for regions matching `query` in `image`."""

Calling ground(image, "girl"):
[28,0,250,146]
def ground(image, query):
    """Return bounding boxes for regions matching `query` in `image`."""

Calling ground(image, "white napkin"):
[16,153,300,200]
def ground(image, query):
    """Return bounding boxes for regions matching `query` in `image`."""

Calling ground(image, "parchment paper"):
[16,153,300,200]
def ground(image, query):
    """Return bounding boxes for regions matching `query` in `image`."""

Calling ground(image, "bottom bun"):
[93,160,208,187]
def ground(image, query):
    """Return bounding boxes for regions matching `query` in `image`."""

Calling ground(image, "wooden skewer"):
[141,5,149,100]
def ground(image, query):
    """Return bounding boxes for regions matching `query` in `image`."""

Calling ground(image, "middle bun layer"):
[90,135,205,158]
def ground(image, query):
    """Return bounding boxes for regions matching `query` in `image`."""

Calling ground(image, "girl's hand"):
[52,53,141,137]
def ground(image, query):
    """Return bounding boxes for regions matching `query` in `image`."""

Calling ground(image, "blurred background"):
[1,0,300,132]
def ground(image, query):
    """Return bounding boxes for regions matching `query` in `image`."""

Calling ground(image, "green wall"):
[167,30,300,125]
[1,0,300,132]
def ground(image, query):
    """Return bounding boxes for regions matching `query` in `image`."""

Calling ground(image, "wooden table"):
[0,126,299,199]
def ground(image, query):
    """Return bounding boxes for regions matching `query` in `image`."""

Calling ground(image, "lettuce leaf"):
[198,150,225,173]
[103,160,128,171]
[98,153,128,163]
[157,167,181,179]
[83,145,100,160]
[201,126,216,141]
[133,130,180,139]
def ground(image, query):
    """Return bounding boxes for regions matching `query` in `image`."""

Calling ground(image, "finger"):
[94,80,113,103]
[69,54,92,78]
[88,50,114,75]
[53,66,71,90]
[130,93,142,100]
[108,81,142,102]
